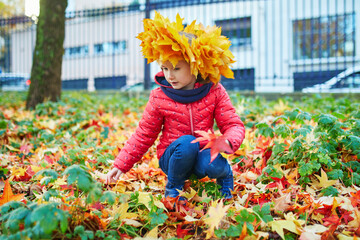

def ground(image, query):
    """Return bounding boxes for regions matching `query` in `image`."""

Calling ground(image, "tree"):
[26,0,67,109]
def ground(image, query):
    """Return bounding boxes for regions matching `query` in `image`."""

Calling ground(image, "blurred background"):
[0,0,359,93]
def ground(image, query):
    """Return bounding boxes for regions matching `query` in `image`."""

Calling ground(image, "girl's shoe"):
[217,174,234,199]
[165,182,183,198]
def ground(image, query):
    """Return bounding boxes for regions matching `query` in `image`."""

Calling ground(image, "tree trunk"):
[26,0,67,109]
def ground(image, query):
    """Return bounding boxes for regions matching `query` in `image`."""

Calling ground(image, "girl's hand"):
[106,167,123,184]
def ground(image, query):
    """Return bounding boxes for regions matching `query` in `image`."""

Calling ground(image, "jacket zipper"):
[188,104,195,135]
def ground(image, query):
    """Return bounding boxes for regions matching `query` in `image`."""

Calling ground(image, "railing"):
[0,0,359,92]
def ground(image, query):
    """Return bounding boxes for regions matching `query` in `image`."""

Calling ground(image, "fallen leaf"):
[143,226,158,240]
[299,232,321,240]
[312,169,338,189]
[273,193,292,213]
[203,200,230,238]
[0,179,25,206]
[302,224,328,233]
[268,220,302,239]
[110,202,138,220]
[191,130,232,163]
[122,219,143,227]
[337,233,357,240]
[176,224,195,238]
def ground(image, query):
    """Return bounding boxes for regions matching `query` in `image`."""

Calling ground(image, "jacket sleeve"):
[214,84,245,153]
[114,91,163,173]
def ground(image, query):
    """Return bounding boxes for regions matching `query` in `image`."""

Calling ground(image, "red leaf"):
[338,208,354,225]
[314,204,333,218]
[176,224,195,238]
[266,176,290,189]
[322,214,340,227]
[349,190,360,208]
[191,130,232,163]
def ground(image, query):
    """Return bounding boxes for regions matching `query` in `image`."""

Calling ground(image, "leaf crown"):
[136,11,236,84]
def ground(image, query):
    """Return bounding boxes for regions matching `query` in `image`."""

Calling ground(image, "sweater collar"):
[154,72,212,104]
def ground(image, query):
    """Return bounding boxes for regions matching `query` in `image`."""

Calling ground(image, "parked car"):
[302,65,360,93]
[0,73,30,91]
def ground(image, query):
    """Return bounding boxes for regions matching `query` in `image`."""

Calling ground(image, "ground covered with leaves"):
[0,91,359,240]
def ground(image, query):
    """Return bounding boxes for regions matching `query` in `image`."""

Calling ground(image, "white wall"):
[10,0,360,92]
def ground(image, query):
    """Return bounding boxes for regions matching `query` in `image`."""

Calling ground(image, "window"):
[221,68,255,91]
[94,41,127,55]
[64,45,89,58]
[62,79,88,90]
[94,75,126,90]
[293,13,355,60]
[215,17,251,48]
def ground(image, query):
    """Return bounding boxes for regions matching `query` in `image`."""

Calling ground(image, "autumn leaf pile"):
[0,91,360,240]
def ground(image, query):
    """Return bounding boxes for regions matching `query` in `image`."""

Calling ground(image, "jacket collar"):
[154,71,212,104]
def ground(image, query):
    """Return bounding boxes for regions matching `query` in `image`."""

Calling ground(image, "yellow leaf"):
[52,177,67,188]
[111,202,138,220]
[30,165,43,174]
[111,180,127,193]
[348,208,360,229]
[10,167,26,177]
[337,234,355,240]
[184,215,199,222]
[268,220,301,240]
[181,187,197,200]
[313,169,338,189]
[143,226,158,240]
[203,200,230,238]
[138,192,152,210]
[122,219,143,227]
[6,145,19,152]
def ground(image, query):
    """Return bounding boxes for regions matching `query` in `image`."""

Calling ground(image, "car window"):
[331,72,360,89]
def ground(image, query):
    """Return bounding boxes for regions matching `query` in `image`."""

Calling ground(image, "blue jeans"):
[159,135,233,198]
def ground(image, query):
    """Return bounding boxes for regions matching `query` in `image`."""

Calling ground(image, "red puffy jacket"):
[114,72,245,173]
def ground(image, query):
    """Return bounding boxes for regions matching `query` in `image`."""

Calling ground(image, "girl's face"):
[161,60,196,90]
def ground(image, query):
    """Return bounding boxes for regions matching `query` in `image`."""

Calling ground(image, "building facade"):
[5,0,360,92]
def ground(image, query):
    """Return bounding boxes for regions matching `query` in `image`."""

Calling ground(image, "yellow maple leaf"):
[313,169,338,189]
[203,200,230,239]
[137,192,166,211]
[110,202,138,220]
[142,226,158,240]
[268,220,302,240]
[181,187,197,200]
[0,179,25,206]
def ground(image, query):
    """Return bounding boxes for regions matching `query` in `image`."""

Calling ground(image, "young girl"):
[106,12,245,199]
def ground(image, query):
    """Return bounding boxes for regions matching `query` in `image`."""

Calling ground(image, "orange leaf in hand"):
[0,179,25,206]
[191,130,233,163]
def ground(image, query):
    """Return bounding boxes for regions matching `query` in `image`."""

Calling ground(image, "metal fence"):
[0,0,359,92]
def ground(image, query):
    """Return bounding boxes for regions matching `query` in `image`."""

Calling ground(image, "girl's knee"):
[176,135,199,153]
[177,135,197,144]
[205,159,231,179]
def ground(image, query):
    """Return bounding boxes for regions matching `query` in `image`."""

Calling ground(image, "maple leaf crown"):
[136,11,236,84]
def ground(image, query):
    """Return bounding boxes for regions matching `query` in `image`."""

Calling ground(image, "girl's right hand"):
[106,167,123,184]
